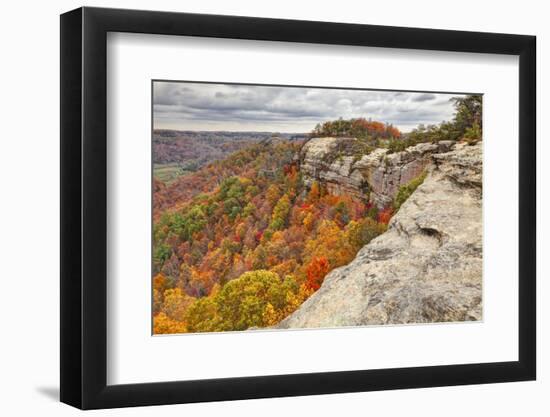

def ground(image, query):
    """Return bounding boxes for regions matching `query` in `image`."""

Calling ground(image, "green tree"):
[166,206,207,242]
[346,218,387,249]
[153,243,171,271]
[464,121,482,143]
[451,95,482,135]
[393,171,427,211]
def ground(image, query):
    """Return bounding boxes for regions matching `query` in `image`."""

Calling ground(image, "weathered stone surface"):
[299,137,455,208]
[279,142,482,328]
[299,137,366,200]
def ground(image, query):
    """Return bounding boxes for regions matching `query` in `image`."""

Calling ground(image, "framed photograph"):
[60,6,536,409]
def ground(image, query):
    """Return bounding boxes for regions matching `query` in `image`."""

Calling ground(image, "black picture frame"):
[60,6,536,410]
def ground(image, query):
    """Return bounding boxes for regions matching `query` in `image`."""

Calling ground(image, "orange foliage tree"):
[377,207,393,225]
[305,256,330,290]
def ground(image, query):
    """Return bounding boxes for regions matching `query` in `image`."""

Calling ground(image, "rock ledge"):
[280,142,483,328]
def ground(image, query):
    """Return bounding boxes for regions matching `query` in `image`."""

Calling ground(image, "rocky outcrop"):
[280,142,482,328]
[299,137,367,200]
[300,137,454,208]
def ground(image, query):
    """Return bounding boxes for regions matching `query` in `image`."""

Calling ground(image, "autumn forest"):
[152,82,482,334]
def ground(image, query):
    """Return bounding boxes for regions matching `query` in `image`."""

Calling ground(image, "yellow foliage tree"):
[161,288,195,322]
[263,303,279,326]
[153,312,186,334]
[307,181,320,203]
[302,211,316,232]
[304,219,355,269]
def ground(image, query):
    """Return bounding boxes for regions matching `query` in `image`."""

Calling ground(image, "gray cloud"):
[412,93,437,102]
[153,82,464,132]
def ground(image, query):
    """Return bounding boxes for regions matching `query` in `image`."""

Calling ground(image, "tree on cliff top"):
[311,118,401,140]
[408,94,482,143]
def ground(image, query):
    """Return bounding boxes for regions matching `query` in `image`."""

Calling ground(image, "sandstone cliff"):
[300,137,455,208]
[280,141,482,328]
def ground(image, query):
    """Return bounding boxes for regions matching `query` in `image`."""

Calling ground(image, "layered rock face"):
[280,142,482,328]
[299,137,454,208]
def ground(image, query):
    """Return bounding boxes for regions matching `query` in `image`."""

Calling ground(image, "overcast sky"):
[153,81,464,133]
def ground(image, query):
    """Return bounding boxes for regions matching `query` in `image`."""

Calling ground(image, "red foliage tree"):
[377,207,393,225]
[305,256,330,291]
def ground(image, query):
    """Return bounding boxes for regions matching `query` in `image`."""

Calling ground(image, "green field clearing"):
[153,164,190,184]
